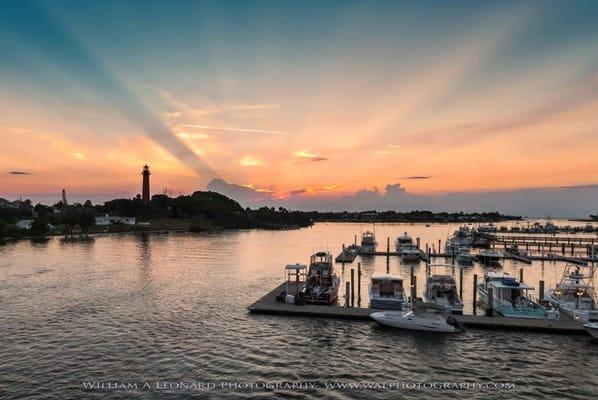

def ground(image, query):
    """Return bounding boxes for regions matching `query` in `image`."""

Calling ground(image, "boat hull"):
[370,311,456,333]
[583,323,598,339]
[544,292,598,322]
[477,285,555,319]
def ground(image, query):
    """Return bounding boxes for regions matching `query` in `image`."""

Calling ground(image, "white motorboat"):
[359,231,377,254]
[369,273,410,310]
[545,265,598,322]
[395,232,414,252]
[477,272,558,319]
[299,252,340,305]
[370,301,461,333]
[424,264,463,315]
[583,322,598,339]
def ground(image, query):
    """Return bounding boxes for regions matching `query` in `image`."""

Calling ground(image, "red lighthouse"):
[142,165,151,205]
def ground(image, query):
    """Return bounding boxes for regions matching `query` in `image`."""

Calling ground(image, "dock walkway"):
[248,282,587,335]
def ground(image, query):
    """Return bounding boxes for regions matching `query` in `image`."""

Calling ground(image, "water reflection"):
[0,222,597,399]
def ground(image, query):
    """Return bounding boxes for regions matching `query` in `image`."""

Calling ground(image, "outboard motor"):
[446,315,463,331]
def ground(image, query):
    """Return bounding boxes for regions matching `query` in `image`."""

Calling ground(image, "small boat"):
[456,249,475,266]
[369,273,410,310]
[424,264,463,315]
[477,272,558,319]
[299,252,340,305]
[477,249,502,266]
[359,231,377,254]
[401,244,421,262]
[583,322,598,339]
[370,301,462,333]
[335,244,358,263]
[450,226,474,246]
[545,265,598,322]
[506,244,528,257]
[477,223,497,233]
[395,232,414,252]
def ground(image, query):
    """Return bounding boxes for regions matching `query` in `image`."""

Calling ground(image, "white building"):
[16,219,34,230]
[95,215,136,226]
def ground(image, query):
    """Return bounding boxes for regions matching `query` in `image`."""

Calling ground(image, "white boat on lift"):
[544,264,598,323]
[424,264,464,315]
[359,231,377,254]
[396,232,414,252]
[370,301,462,333]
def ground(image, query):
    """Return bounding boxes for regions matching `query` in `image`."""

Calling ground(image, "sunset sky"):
[1,0,598,213]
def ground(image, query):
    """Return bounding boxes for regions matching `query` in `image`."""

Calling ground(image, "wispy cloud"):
[293,150,328,162]
[163,111,181,118]
[178,124,286,135]
[8,171,32,175]
[176,132,210,140]
[402,176,432,180]
[240,156,263,167]
[229,104,280,111]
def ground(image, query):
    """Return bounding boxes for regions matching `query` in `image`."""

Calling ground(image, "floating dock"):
[248,282,588,335]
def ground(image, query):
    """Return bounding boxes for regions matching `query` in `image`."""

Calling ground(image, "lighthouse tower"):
[142,165,151,205]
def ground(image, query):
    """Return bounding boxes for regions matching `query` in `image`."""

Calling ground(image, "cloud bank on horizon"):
[208,179,598,218]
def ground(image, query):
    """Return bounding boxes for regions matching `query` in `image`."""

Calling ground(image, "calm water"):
[1,222,597,399]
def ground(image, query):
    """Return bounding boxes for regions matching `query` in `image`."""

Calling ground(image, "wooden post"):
[410,265,415,299]
[519,268,523,283]
[345,282,350,307]
[459,267,464,300]
[425,243,429,254]
[412,276,417,301]
[571,244,574,256]
[438,239,442,255]
[561,244,565,255]
[473,274,478,315]
[386,237,390,274]
[350,268,355,307]
[452,246,455,265]
[354,235,357,247]
[357,263,362,306]
[487,286,494,317]
[539,280,545,303]
[416,237,421,249]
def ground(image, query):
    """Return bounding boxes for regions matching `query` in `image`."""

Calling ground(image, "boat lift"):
[284,264,307,296]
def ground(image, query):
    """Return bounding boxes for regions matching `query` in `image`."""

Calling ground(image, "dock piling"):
[357,263,362,306]
[350,268,355,307]
[459,267,464,300]
[473,274,478,315]
[345,282,350,307]
[539,280,545,303]
[412,276,417,301]
[487,286,494,317]
[386,237,390,274]
[519,268,523,284]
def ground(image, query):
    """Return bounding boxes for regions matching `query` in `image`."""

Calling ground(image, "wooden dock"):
[248,282,588,335]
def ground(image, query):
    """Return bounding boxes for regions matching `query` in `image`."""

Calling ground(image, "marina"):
[249,224,598,337]
[248,282,586,334]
